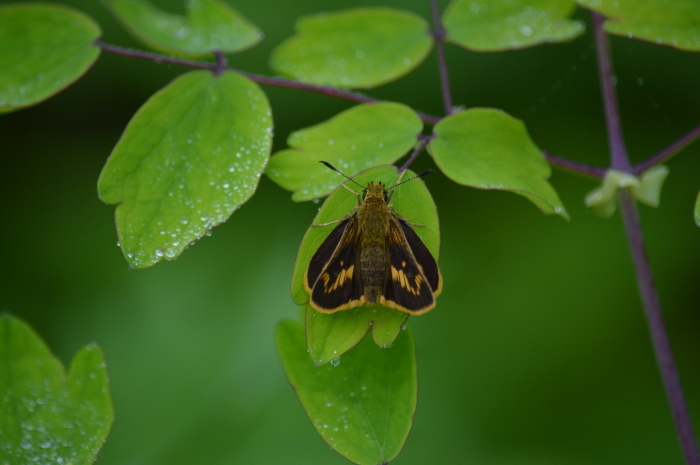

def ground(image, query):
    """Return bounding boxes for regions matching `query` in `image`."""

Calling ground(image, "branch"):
[593,12,630,171]
[633,122,700,176]
[94,40,443,125]
[95,40,611,179]
[619,190,700,465]
[429,0,453,115]
[95,40,218,71]
[543,151,606,180]
[399,134,434,172]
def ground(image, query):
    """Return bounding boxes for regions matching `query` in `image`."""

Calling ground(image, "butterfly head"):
[363,182,389,203]
[318,161,435,203]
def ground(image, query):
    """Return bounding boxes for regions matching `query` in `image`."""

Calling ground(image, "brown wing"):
[305,217,364,313]
[397,218,442,296]
[380,216,441,315]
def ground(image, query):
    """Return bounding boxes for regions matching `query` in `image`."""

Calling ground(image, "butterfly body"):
[305,173,442,315]
[357,182,391,304]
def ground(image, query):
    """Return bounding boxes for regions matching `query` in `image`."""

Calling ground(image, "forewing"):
[305,218,351,292]
[398,218,442,296]
[381,217,438,314]
[306,218,364,313]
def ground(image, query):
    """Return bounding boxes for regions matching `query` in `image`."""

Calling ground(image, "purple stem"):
[593,13,630,172]
[399,134,434,173]
[95,40,218,70]
[429,0,453,115]
[94,40,443,126]
[213,50,227,76]
[619,190,700,465]
[95,39,624,181]
[542,151,606,180]
[593,12,700,464]
[633,122,700,176]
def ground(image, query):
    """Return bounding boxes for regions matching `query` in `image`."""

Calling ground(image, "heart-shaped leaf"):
[577,0,700,51]
[0,315,113,465]
[430,108,568,218]
[0,4,101,113]
[270,7,433,89]
[98,70,272,269]
[306,304,409,366]
[444,0,584,51]
[103,0,262,56]
[276,319,417,465]
[267,102,422,201]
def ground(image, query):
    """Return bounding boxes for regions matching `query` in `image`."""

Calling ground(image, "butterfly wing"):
[305,217,364,313]
[381,216,442,314]
[398,218,442,297]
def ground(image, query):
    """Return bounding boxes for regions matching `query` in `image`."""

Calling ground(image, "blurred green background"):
[2,0,700,463]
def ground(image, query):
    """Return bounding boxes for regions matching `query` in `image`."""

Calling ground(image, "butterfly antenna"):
[389,169,435,190]
[319,161,365,190]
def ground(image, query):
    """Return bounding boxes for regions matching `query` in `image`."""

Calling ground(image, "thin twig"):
[593,13,630,171]
[94,40,218,70]
[213,50,227,76]
[633,122,700,176]
[429,0,453,115]
[94,40,442,126]
[619,190,700,465]
[399,134,434,173]
[542,151,606,180]
[95,39,621,181]
[592,11,700,464]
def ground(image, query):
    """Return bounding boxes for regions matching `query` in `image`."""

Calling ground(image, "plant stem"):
[619,190,700,465]
[593,13,630,172]
[95,39,614,180]
[593,12,700,464]
[94,40,442,125]
[542,151,606,180]
[429,0,453,115]
[399,134,434,172]
[213,50,227,76]
[94,40,218,70]
[633,122,700,176]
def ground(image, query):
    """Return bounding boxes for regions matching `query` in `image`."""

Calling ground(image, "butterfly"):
[304,162,442,315]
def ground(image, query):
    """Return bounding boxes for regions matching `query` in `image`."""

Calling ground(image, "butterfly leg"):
[312,218,346,227]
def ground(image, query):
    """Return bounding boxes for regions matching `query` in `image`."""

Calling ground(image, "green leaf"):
[577,0,700,51]
[291,165,440,359]
[270,7,433,89]
[430,108,568,218]
[306,304,409,366]
[0,3,101,113]
[103,0,262,57]
[585,166,669,217]
[695,190,700,227]
[0,315,113,465]
[276,319,417,465]
[98,70,272,269]
[443,0,585,51]
[267,102,423,202]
